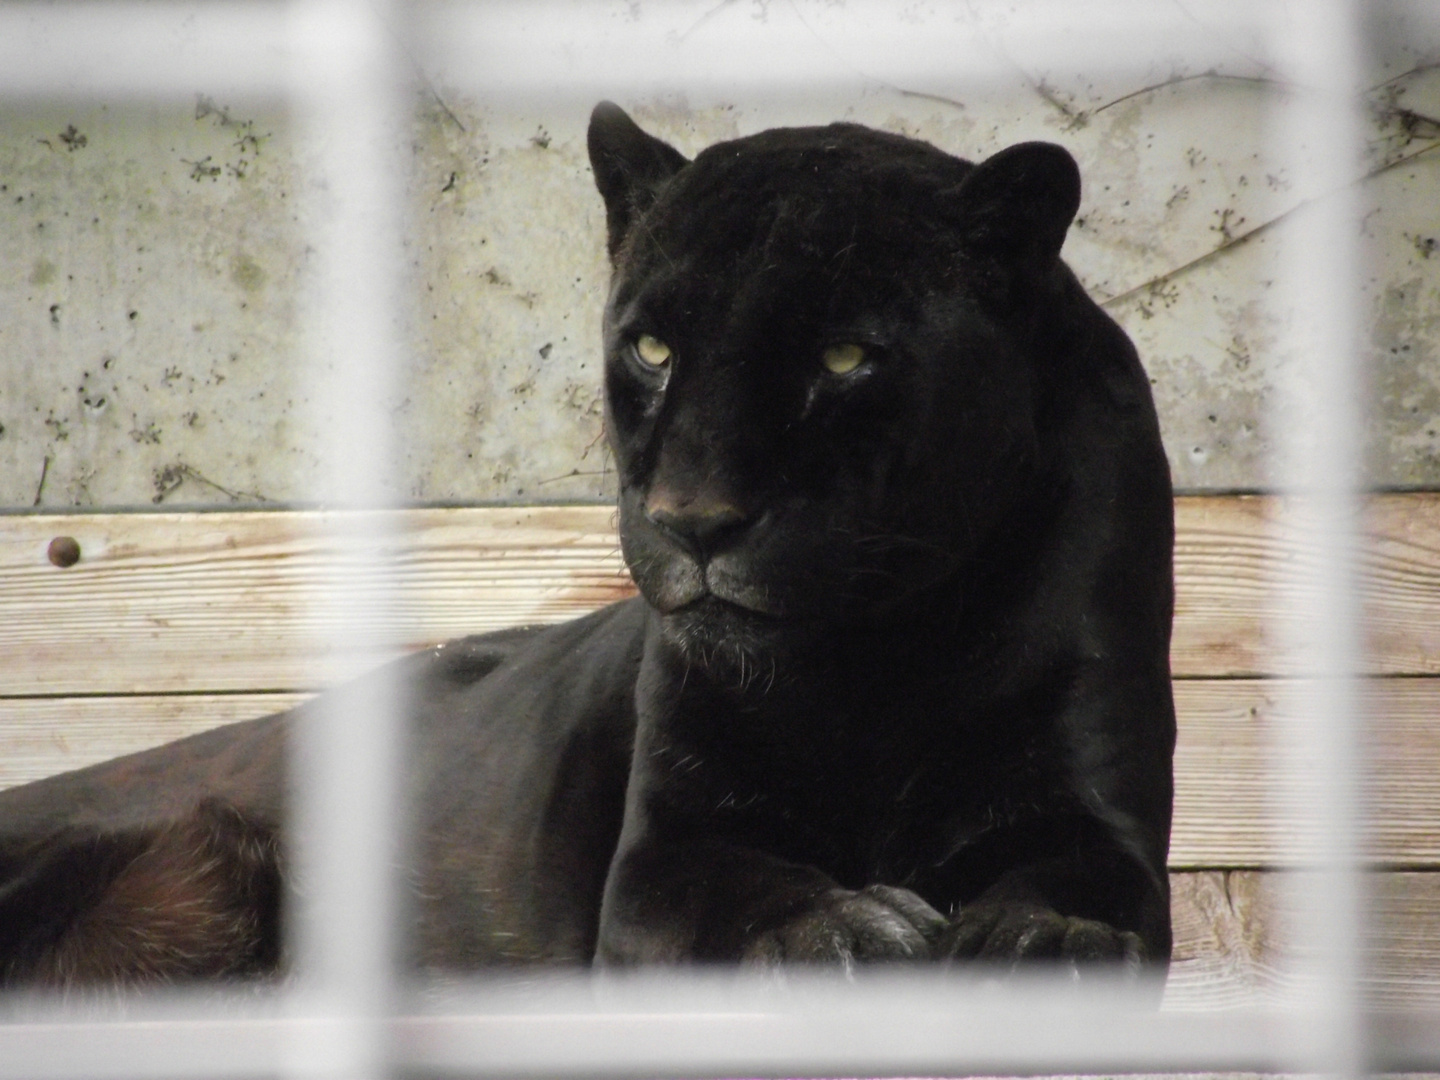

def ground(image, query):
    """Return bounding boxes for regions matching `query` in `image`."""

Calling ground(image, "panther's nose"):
[645,487,751,553]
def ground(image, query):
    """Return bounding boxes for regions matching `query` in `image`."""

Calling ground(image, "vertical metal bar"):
[286,1,408,1077]
[1270,1,1369,1076]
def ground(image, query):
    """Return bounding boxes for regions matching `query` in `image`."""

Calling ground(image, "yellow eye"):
[635,334,672,367]
[821,343,865,375]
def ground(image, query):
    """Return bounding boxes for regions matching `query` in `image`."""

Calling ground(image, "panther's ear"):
[954,142,1081,270]
[588,101,689,260]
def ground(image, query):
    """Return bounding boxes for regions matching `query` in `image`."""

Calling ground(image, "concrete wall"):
[2,3,1437,509]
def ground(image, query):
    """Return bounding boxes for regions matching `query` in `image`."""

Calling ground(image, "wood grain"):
[1172,494,1440,677]
[2,498,1436,1020]
[4,679,1437,870]
[2,699,1435,1004]
[3,495,1439,695]
[1170,679,1440,867]
[0,700,1437,1010]
[0,693,307,792]
[0,506,633,695]
[1167,869,1286,1009]
[1167,870,1440,1009]
[2,704,1435,1004]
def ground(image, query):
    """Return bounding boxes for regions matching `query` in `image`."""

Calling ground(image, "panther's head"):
[586,103,1082,675]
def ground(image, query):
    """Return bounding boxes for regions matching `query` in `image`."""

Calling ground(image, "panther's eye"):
[821,343,866,376]
[634,334,672,368]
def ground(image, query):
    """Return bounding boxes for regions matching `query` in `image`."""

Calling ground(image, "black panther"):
[0,102,1175,987]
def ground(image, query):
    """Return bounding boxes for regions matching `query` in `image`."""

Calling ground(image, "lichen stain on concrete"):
[405,99,612,504]
[1370,276,1440,485]
[1,6,1437,508]
[230,253,267,293]
[630,99,741,154]
[879,110,977,158]
[1111,226,1284,492]
[0,101,308,507]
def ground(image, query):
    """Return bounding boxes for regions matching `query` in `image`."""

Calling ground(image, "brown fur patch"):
[32,800,282,989]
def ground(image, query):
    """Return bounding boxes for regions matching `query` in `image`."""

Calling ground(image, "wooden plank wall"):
[2,495,1437,1007]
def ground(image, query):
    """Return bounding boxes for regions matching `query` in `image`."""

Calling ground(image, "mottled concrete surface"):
[1,3,1437,508]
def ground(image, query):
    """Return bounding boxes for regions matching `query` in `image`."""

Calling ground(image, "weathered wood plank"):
[2,495,1439,695]
[0,709,1437,1012]
[1166,870,1440,1010]
[2,698,1435,1003]
[1170,679,1440,867]
[0,506,634,695]
[3,495,1439,696]
[1171,493,1440,677]
[0,693,307,792]
[1167,869,1285,1009]
[3,679,1437,869]
[2,498,1434,1023]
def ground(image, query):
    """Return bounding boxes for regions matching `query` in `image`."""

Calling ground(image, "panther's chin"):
[660,596,790,690]
[665,593,778,639]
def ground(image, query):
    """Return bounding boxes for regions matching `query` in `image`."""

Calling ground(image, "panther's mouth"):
[637,546,787,619]
[702,566,785,618]
[653,582,783,622]
[674,590,780,622]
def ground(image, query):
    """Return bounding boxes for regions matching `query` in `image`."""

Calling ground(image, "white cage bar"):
[284,2,410,1078]
[1,0,1432,1076]
[1268,3,1370,1077]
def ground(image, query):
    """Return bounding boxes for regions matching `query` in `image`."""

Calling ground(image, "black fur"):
[0,104,1175,986]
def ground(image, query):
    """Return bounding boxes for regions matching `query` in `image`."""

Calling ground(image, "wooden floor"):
[2,495,1437,1007]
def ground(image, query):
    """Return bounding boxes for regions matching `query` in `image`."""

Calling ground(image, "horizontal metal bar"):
[419,0,1274,99]
[0,2,290,100]
[2,976,1439,1079]
[0,0,1275,101]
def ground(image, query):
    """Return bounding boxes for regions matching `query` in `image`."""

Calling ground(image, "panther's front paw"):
[938,901,1143,972]
[742,885,947,967]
